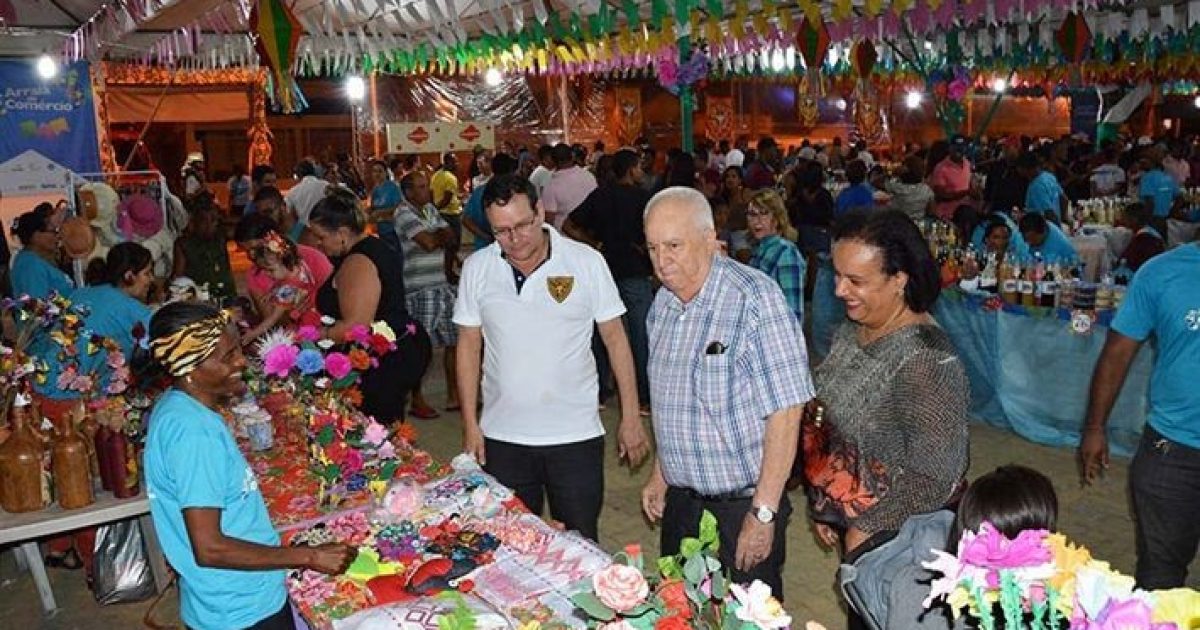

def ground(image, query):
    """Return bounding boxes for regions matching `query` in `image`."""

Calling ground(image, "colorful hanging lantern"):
[1054,12,1091,86]
[795,15,830,96]
[250,0,307,113]
[851,41,883,143]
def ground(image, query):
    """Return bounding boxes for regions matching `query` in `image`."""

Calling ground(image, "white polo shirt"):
[284,175,329,226]
[453,225,626,446]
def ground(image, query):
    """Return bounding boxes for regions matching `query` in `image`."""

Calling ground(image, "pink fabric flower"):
[341,448,364,475]
[324,352,352,379]
[1071,597,1156,630]
[264,344,299,378]
[592,564,649,613]
[295,325,321,342]
[960,522,1052,570]
[363,421,388,447]
[347,324,371,345]
[376,440,397,460]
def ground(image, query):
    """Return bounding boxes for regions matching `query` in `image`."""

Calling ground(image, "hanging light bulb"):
[785,46,796,71]
[36,54,59,80]
[1194,95,1200,109]
[484,67,503,86]
[905,91,923,109]
[770,49,786,73]
[345,75,366,101]
[835,98,848,111]
[992,77,1007,93]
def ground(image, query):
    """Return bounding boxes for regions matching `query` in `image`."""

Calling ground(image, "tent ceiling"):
[0,0,1194,66]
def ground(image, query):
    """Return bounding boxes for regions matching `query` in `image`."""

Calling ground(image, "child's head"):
[950,465,1058,547]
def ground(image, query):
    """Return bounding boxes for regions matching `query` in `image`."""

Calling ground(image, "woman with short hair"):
[747,189,806,324]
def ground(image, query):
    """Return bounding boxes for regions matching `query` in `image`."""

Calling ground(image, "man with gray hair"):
[640,186,814,598]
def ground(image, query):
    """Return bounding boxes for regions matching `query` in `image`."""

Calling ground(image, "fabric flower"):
[592,564,649,613]
[346,324,371,345]
[324,352,352,379]
[368,334,393,355]
[599,621,637,630]
[297,310,323,328]
[658,579,692,619]
[341,448,364,475]
[376,440,397,460]
[653,616,688,630]
[1152,588,1200,629]
[348,348,371,371]
[295,348,325,376]
[370,321,396,342]
[317,339,335,350]
[263,344,299,377]
[363,421,388,447]
[960,523,1052,570]
[730,580,792,629]
[295,325,321,342]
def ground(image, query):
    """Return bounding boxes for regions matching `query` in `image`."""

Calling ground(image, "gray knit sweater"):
[808,322,970,536]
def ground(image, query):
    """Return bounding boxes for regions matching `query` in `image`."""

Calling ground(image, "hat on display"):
[186,152,205,164]
[117,194,164,239]
[60,216,96,260]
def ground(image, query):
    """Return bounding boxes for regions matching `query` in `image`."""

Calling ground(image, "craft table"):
[0,490,171,614]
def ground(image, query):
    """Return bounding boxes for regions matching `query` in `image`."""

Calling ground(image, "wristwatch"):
[751,504,776,524]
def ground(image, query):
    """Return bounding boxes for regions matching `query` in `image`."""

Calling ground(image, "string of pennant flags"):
[63,0,1200,83]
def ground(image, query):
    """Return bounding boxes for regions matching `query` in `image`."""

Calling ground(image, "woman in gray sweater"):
[801,209,970,629]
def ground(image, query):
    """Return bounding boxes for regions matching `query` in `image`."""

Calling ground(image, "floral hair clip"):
[262,230,291,256]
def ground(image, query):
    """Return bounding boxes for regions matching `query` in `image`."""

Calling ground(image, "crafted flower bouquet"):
[308,404,408,506]
[923,522,1200,629]
[572,511,792,629]
[0,293,71,408]
[254,316,399,399]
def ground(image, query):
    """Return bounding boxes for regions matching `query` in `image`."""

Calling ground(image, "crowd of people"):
[2,128,1198,630]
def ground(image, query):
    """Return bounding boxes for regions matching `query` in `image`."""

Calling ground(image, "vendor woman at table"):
[145,302,355,630]
[1019,212,1079,264]
[970,211,1030,260]
[10,202,73,299]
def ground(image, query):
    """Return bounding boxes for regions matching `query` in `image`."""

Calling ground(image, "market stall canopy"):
[0,0,1197,82]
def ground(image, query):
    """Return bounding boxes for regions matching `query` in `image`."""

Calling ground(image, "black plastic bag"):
[92,519,156,604]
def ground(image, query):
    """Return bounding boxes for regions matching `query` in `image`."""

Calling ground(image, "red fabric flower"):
[368,334,393,355]
[298,310,323,328]
[654,614,691,630]
[658,580,693,620]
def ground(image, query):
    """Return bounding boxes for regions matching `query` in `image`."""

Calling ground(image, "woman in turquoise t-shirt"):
[368,160,403,252]
[10,203,73,299]
[144,303,355,630]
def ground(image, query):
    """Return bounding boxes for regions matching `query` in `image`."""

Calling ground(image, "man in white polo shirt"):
[454,174,649,542]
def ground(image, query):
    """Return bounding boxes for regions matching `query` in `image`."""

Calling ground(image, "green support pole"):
[679,35,694,153]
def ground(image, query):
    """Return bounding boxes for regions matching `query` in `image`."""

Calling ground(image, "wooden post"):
[370,73,381,158]
[559,75,571,144]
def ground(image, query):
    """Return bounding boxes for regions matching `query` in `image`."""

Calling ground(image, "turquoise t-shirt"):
[145,389,286,630]
[371,180,402,238]
[1110,243,1200,448]
[1024,171,1063,215]
[1138,169,1179,218]
[36,284,152,400]
[11,249,73,299]
[463,186,493,251]
[1028,223,1078,265]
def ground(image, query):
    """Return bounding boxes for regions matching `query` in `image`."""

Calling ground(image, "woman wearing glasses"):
[747,189,806,325]
[306,194,431,424]
[11,202,73,299]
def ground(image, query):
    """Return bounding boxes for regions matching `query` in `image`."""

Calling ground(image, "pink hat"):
[117,194,164,239]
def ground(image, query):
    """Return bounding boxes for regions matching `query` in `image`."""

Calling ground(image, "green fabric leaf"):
[679,536,702,558]
[657,555,682,579]
[571,592,616,621]
[317,424,335,446]
[699,510,719,547]
[683,553,705,584]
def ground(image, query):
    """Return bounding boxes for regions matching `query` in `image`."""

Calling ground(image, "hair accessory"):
[149,310,230,377]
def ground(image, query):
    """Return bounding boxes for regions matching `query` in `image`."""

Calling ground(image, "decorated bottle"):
[1000,259,1020,305]
[979,253,998,293]
[51,403,94,509]
[0,400,50,513]
[99,425,139,498]
[1039,264,1059,308]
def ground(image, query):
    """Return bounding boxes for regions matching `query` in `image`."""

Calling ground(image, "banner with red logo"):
[384,121,495,154]
[704,96,734,142]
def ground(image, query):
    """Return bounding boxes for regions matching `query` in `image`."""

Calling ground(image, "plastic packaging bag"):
[92,519,156,604]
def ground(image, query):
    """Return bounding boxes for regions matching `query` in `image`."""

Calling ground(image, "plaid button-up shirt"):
[749,235,807,325]
[647,255,815,496]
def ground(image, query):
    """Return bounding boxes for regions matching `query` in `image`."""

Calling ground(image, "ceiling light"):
[905,91,923,109]
[36,54,59,80]
[345,75,365,101]
[484,67,503,86]
[770,49,785,72]
[992,78,1007,93]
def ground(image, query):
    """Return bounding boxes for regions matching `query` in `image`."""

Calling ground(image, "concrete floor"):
[3,352,1197,629]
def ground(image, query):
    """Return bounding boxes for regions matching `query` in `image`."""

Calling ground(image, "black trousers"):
[660,486,791,600]
[188,599,295,630]
[483,436,605,542]
[1131,424,1200,589]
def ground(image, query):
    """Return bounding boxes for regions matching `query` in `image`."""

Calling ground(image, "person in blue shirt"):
[144,302,355,630]
[368,160,404,254]
[1017,152,1066,221]
[463,153,521,251]
[10,203,73,299]
[1137,148,1180,234]
[835,159,874,216]
[1018,213,1078,264]
[1081,241,1200,590]
[972,215,1031,260]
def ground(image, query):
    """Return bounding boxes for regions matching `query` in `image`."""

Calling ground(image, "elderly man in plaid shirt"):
[641,187,814,599]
